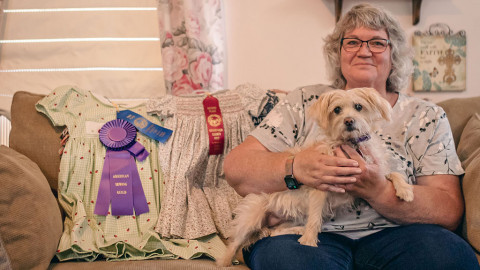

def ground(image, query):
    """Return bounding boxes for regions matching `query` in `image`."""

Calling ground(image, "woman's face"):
[340,27,392,92]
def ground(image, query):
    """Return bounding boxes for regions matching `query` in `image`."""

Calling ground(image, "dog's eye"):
[333,106,342,114]
[355,104,363,111]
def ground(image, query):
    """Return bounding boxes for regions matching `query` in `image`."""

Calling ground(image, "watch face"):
[284,175,299,189]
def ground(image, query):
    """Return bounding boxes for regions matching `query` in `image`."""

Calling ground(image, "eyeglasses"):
[341,38,390,53]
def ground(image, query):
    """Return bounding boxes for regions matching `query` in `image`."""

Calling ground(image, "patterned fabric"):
[250,84,464,239]
[36,85,227,261]
[378,92,464,181]
[249,90,281,127]
[146,83,268,239]
[157,0,227,95]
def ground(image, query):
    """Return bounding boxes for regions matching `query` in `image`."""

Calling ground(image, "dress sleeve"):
[410,105,464,176]
[249,89,306,153]
[35,85,87,127]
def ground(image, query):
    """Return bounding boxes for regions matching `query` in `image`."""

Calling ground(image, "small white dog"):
[217,87,414,267]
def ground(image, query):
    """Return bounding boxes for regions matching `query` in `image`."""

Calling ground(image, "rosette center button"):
[108,127,128,142]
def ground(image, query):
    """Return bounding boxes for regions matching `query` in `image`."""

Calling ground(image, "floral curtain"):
[157,0,227,96]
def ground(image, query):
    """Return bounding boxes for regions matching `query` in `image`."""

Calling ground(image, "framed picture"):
[412,23,466,92]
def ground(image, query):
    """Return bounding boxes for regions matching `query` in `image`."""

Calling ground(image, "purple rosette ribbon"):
[94,119,149,216]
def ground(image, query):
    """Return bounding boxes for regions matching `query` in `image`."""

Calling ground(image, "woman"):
[224,3,479,270]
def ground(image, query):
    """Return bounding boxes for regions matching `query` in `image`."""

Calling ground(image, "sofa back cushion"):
[458,113,480,169]
[9,91,63,193]
[437,96,480,148]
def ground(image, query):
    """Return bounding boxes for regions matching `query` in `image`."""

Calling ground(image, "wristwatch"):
[284,155,302,189]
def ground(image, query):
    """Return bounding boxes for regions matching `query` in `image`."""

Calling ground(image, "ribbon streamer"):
[94,119,149,216]
[117,110,173,143]
[203,95,225,155]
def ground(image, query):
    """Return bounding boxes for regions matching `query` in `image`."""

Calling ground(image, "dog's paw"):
[298,235,318,247]
[396,186,414,202]
[271,225,304,236]
[216,256,233,267]
[216,245,237,267]
[387,172,414,202]
[284,226,304,235]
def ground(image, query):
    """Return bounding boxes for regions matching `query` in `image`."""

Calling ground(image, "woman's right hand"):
[293,145,361,193]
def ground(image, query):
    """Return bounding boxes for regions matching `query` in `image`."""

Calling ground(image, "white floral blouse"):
[250,84,464,239]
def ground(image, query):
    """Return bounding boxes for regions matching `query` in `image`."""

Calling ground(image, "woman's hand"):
[335,145,389,201]
[293,144,361,193]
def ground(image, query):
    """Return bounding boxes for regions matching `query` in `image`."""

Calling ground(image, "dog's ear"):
[355,88,392,121]
[308,90,338,129]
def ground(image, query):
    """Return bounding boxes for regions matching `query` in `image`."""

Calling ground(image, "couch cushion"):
[48,258,250,270]
[457,113,480,169]
[437,96,480,148]
[457,114,480,260]
[9,91,63,192]
[0,146,63,270]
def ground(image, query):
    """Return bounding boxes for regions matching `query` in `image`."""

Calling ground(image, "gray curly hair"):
[324,3,413,92]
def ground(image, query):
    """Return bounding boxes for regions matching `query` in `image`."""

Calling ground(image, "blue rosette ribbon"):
[94,119,149,216]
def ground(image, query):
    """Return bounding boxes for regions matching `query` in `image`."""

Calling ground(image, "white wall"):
[224,0,480,103]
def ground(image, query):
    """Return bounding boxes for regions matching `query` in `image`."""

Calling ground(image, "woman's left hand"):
[334,145,389,201]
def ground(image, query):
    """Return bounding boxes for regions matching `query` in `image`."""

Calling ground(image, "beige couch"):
[0,91,479,269]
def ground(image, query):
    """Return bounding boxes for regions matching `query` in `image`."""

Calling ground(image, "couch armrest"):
[462,157,480,260]
[457,113,480,261]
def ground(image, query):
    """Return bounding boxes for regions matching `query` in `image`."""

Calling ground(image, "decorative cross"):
[438,48,462,85]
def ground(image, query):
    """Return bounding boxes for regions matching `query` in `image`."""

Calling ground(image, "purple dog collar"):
[348,134,371,145]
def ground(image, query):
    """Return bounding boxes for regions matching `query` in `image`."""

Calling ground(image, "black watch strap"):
[284,155,302,189]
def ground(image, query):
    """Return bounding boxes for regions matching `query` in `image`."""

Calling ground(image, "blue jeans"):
[243,224,479,270]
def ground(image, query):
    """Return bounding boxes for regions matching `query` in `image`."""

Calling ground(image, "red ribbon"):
[203,95,225,155]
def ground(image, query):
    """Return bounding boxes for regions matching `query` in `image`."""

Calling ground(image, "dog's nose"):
[344,117,355,127]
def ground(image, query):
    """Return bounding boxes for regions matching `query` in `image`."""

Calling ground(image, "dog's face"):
[308,88,392,142]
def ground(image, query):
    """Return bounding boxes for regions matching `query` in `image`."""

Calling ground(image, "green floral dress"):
[36,85,227,261]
